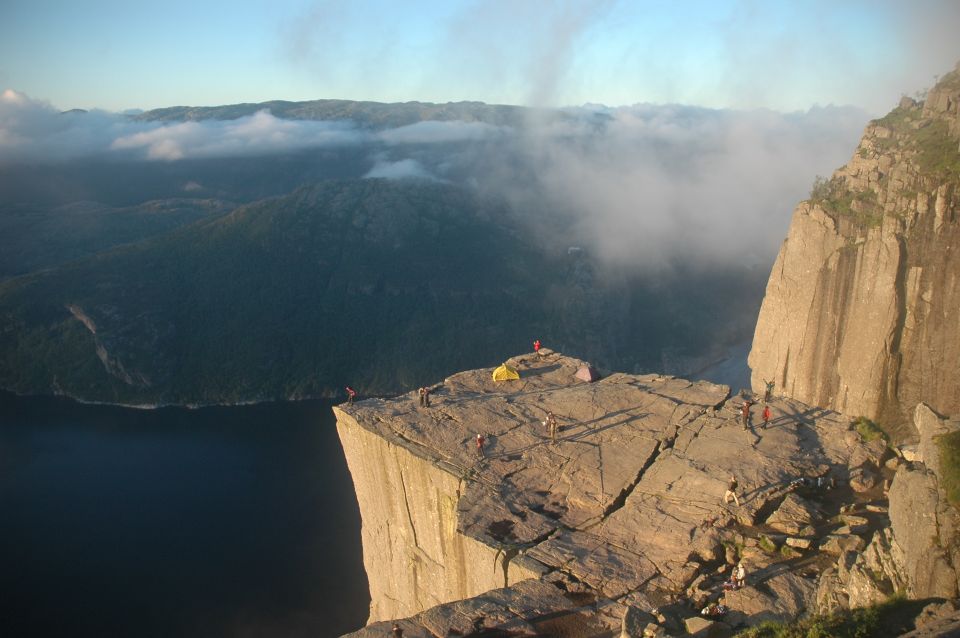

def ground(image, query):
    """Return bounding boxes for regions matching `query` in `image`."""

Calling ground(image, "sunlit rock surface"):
[337,350,879,635]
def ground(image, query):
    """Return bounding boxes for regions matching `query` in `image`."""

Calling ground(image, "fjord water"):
[0,392,369,638]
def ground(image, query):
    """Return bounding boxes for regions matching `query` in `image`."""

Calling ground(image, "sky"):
[1,0,959,114]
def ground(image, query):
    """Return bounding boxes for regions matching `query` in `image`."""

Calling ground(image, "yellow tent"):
[492,363,520,381]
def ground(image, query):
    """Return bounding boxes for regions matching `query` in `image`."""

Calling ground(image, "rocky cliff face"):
[336,351,889,636]
[749,65,960,434]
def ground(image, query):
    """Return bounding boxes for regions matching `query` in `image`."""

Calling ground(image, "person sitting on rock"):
[723,475,741,506]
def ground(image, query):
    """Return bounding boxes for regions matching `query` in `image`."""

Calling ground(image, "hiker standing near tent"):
[762,405,771,428]
[475,433,485,458]
[345,386,357,406]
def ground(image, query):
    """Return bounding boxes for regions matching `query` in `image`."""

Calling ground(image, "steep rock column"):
[334,407,540,623]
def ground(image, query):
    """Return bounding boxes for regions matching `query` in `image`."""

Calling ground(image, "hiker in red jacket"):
[345,386,357,406]
[762,405,772,428]
[533,339,542,353]
[475,433,485,458]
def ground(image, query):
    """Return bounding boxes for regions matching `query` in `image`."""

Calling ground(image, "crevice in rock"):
[601,437,666,520]
[398,467,421,549]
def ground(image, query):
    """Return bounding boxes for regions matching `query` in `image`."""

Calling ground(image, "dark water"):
[0,393,369,638]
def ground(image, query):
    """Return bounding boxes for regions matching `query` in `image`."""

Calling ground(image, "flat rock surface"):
[340,352,879,635]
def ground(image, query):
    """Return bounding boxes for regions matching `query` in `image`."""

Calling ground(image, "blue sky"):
[1,0,958,113]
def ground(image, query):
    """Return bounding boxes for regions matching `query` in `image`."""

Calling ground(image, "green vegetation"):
[0,177,769,405]
[808,176,882,228]
[758,535,777,553]
[935,430,960,508]
[914,119,960,181]
[736,596,916,638]
[853,417,889,444]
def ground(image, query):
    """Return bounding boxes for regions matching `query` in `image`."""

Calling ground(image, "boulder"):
[888,465,959,598]
[765,493,821,535]
[683,616,732,638]
[849,466,878,492]
[819,534,865,556]
[785,537,813,549]
[840,514,871,534]
[620,606,655,638]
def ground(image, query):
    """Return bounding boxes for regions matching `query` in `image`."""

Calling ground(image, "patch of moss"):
[735,595,915,638]
[914,120,960,180]
[935,430,960,508]
[854,417,889,444]
[758,535,777,553]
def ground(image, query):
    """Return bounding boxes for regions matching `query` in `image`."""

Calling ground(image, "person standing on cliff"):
[762,404,771,428]
[763,379,774,403]
[740,401,751,429]
[723,476,741,506]
[423,386,431,407]
[392,623,403,637]
[534,339,542,354]
[475,433,485,458]
[543,411,558,442]
[345,386,357,406]
[418,386,426,407]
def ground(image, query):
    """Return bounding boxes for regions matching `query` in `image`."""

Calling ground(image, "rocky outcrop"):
[336,351,883,635]
[815,402,960,617]
[749,64,960,433]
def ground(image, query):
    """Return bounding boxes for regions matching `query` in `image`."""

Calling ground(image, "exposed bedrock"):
[336,351,884,635]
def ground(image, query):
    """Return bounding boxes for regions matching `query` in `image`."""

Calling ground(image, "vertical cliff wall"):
[335,405,541,623]
[750,65,960,433]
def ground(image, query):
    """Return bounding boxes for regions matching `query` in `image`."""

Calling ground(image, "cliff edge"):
[749,64,960,436]
[336,351,891,635]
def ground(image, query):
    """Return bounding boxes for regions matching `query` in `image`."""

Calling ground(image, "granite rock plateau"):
[336,351,900,636]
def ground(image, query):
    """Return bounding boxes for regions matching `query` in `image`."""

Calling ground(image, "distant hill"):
[135,99,534,128]
[0,178,764,405]
[0,198,234,279]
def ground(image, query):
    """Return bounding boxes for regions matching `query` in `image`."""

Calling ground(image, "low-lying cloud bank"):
[0,88,870,270]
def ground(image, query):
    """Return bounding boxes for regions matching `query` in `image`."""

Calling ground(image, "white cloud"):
[110,110,365,160]
[364,158,439,181]
[377,120,505,145]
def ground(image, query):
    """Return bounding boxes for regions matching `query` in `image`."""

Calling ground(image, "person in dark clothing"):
[423,386,431,407]
[345,386,357,406]
[764,379,775,402]
[392,623,403,638]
